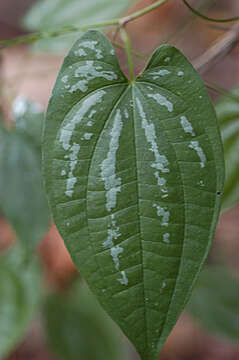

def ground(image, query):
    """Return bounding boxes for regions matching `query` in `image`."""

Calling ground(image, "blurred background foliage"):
[1,0,239,360]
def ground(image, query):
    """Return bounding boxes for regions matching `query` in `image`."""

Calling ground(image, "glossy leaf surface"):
[0,245,41,359]
[23,0,135,53]
[43,30,225,360]
[188,266,239,342]
[215,88,239,210]
[44,282,125,360]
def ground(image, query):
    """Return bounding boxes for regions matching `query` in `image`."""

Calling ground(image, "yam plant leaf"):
[188,266,239,342]
[23,0,135,53]
[0,127,49,246]
[215,88,239,210]
[43,30,225,360]
[0,245,41,359]
[44,282,125,360]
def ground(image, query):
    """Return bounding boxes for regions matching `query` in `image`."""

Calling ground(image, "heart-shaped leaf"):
[215,88,239,210]
[43,30,225,360]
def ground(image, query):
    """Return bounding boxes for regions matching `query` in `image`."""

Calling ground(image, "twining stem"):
[182,0,239,23]
[120,28,135,81]
[0,0,169,49]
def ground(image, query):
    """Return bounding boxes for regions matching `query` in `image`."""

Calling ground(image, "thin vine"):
[182,0,239,23]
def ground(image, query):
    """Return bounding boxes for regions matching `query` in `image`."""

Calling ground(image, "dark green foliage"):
[43,30,224,359]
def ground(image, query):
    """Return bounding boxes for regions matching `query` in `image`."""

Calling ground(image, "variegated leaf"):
[43,30,224,360]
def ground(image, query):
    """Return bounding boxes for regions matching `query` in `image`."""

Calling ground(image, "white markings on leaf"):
[154,173,168,198]
[153,204,170,226]
[69,61,118,93]
[61,75,68,83]
[178,71,184,77]
[60,90,105,150]
[136,98,169,174]
[118,271,128,285]
[136,98,170,198]
[101,111,129,286]
[82,133,93,140]
[111,245,124,270]
[103,215,121,248]
[61,170,66,176]
[80,40,103,59]
[65,143,80,197]
[59,90,106,197]
[164,57,171,63]
[180,116,195,136]
[163,233,170,244]
[124,109,129,119]
[189,140,206,168]
[151,69,171,79]
[101,109,123,212]
[147,93,173,113]
[74,48,87,56]
[89,109,96,118]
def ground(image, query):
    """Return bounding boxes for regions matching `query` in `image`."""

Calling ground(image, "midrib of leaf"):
[133,82,187,354]
[131,84,148,356]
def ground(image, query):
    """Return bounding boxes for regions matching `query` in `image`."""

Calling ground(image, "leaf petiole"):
[120,28,135,81]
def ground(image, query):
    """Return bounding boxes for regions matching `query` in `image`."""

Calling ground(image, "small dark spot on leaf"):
[216,191,222,195]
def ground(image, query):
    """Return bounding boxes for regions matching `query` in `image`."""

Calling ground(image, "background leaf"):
[12,96,44,149]
[0,126,49,247]
[215,88,239,211]
[44,281,126,360]
[23,0,135,53]
[188,266,239,342]
[43,31,224,360]
[0,245,42,359]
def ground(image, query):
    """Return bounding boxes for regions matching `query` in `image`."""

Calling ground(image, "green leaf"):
[43,30,225,360]
[0,245,41,359]
[215,88,239,210]
[12,96,44,148]
[44,281,126,360]
[0,127,49,246]
[23,0,135,53]
[188,266,239,342]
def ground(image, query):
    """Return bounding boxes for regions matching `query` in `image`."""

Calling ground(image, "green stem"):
[0,0,169,49]
[120,0,169,25]
[111,40,148,60]
[120,28,134,81]
[182,0,239,23]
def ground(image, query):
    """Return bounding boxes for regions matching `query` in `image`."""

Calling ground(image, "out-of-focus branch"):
[193,22,239,73]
